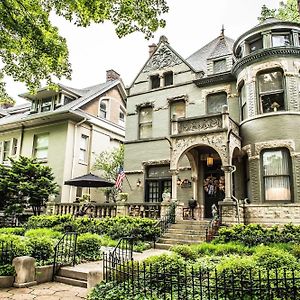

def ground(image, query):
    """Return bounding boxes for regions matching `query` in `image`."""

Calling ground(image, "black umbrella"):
[64,173,115,188]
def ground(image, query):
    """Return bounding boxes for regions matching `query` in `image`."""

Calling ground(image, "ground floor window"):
[262,148,291,201]
[145,165,171,202]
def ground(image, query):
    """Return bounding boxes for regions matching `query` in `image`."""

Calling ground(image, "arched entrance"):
[176,145,225,219]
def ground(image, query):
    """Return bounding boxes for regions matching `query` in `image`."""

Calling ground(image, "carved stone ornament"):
[170,132,228,169]
[254,140,295,156]
[142,159,170,166]
[143,45,182,73]
[178,117,222,134]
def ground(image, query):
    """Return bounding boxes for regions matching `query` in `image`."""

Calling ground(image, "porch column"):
[171,170,178,202]
[222,165,235,202]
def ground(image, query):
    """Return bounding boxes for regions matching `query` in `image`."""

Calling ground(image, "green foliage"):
[24,228,62,240]
[77,233,102,261]
[93,145,124,200]
[0,264,15,276]
[25,236,54,264]
[259,0,300,23]
[171,245,198,261]
[0,156,59,216]
[0,227,25,236]
[0,0,168,100]
[0,234,27,257]
[26,214,73,229]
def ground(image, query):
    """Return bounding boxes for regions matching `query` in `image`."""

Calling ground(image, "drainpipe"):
[69,118,87,202]
[19,125,24,156]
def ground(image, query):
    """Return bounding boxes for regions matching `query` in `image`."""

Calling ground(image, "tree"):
[259,0,300,23]
[93,144,124,201]
[0,0,169,101]
[0,156,59,215]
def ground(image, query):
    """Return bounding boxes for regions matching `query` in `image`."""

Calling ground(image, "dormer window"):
[272,33,291,47]
[213,59,226,74]
[257,70,285,113]
[54,94,63,108]
[164,72,173,86]
[30,100,38,113]
[41,97,52,112]
[249,37,263,53]
[150,75,160,89]
[99,101,107,118]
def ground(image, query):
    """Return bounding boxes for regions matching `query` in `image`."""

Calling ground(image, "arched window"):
[257,69,285,113]
[206,92,227,114]
[262,148,292,201]
[239,82,247,121]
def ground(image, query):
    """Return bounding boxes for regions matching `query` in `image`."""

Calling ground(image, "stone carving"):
[170,132,228,169]
[229,120,239,136]
[142,159,170,166]
[242,144,252,157]
[254,140,295,156]
[178,117,222,134]
[287,76,299,111]
[248,81,255,118]
[143,45,182,73]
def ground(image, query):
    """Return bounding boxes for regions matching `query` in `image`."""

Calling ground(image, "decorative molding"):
[254,140,295,156]
[242,144,252,157]
[247,81,256,118]
[177,116,223,134]
[125,170,144,174]
[286,76,299,111]
[167,95,189,103]
[142,159,170,166]
[194,72,235,87]
[143,45,182,73]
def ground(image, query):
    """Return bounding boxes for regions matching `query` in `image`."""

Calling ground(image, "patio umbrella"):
[64,173,115,188]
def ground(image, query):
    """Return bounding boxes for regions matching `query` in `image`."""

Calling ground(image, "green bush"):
[25,237,54,264]
[24,228,62,240]
[77,233,102,261]
[171,245,198,261]
[0,227,25,236]
[25,214,74,230]
[0,234,27,257]
[0,264,15,276]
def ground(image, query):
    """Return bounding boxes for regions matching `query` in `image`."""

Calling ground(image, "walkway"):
[0,282,87,300]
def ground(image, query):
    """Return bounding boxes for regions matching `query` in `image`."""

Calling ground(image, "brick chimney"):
[148,43,157,57]
[106,69,120,82]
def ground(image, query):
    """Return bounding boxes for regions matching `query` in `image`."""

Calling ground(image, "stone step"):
[163,233,206,241]
[58,268,87,281]
[157,238,203,245]
[171,223,209,230]
[167,228,207,235]
[175,220,210,225]
[54,275,87,288]
[154,243,173,250]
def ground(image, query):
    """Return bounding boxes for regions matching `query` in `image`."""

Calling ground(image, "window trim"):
[79,134,89,164]
[164,71,174,86]
[260,148,293,203]
[138,106,153,140]
[150,74,160,89]
[206,91,228,115]
[33,133,49,162]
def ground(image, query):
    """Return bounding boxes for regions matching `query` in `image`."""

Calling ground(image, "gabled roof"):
[186,35,234,73]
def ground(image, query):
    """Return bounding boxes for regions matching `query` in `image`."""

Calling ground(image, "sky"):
[6,0,280,104]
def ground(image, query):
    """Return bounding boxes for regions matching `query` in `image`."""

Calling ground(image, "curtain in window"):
[263,149,291,201]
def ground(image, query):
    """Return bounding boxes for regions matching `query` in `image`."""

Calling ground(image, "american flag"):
[115,167,125,189]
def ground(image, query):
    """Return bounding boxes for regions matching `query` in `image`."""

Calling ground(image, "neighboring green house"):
[0,70,126,203]
[123,18,300,225]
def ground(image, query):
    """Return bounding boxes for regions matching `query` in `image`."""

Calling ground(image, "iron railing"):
[52,231,77,281]
[127,203,161,219]
[103,259,300,300]
[0,241,15,265]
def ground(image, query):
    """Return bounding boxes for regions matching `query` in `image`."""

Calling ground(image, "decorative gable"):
[143,44,183,73]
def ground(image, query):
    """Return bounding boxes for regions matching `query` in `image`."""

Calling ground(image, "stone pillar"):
[87,271,103,290]
[175,202,184,222]
[160,202,171,219]
[12,256,37,287]
[116,203,128,216]
[222,165,235,202]
[262,30,272,48]
[171,170,178,202]
[218,201,243,226]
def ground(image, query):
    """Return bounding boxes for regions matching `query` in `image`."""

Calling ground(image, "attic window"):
[99,101,107,118]
[41,97,52,112]
[249,37,263,53]
[164,72,173,86]
[150,75,160,89]
[213,59,226,74]
[272,33,291,47]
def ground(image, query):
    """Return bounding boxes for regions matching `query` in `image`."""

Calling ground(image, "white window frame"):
[99,98,109,119]
[79,134,89,164]
[33,133,49,161]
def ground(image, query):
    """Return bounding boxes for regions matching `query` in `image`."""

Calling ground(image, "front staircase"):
[155,219,210,250]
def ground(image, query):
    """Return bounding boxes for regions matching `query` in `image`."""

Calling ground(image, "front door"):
[203,160,225,218]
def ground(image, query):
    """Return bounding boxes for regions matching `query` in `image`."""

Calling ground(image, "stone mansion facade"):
[123,18,300,225]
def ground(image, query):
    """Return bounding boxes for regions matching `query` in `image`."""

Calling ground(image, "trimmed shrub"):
[24,228,62,240]
[0,234,27,257]
[171,245,198,261]
[25,237,54,265]
[0,227,25,236]
[0,264,15,276]
[77,233,102,261]
[25,214,74,230]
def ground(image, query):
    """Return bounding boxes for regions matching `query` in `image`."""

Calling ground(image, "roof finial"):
[221,24,225,37]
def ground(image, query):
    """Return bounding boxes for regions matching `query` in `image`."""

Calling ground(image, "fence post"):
[12,256,37,287]
[117,203,128,216]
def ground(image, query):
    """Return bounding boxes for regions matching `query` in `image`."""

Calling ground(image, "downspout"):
[19,124,24,155]
[87,124,93,173]
[69,117,87,202]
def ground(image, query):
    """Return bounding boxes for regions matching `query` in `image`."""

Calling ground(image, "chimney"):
[106,69,120,82]
[148,43,157,57]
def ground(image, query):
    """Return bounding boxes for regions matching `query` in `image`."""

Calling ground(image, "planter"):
[35,265,53,284]
[0,275,14,288]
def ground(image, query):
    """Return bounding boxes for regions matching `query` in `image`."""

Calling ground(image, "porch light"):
[207,155,214,167]
[136,179,141,187]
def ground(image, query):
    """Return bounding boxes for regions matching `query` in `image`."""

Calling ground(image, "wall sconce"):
[136,179,141,187]
[177,177,182,186]
[207,154,214,167]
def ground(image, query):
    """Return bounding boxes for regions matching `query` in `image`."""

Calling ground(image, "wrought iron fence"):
[0,241,15,265]
[103,258,300,300]
[52,231,77,281]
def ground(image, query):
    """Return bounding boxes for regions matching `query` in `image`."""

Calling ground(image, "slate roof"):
[186,34,234,74]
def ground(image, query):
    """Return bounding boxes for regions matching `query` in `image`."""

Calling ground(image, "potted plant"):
[0,264,15,288]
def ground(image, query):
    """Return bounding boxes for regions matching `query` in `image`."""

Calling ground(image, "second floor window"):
[239,83,247,121]
[99,101,107,118]
[2,140,11,163]
[139,107,152,139]
[258,70,284,113]
[33,133,49,161]
[79,134,89,163]
[207,92,227,114]
[170,100,185,119]
[119,109,125,125]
